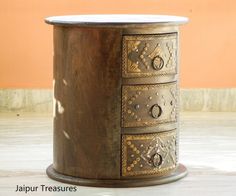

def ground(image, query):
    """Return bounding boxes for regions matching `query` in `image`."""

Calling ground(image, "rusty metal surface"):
[121,130,177,177]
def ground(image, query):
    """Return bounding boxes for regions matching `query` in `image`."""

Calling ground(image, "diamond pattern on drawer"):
[122,33,177,78]
[121,130,177,177]
[121,82,177,128]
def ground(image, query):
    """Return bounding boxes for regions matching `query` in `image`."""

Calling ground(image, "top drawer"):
[122,33,177,78]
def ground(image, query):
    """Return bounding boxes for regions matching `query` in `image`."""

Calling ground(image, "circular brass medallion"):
[151,104,162,118]
[152,56,164,70]
[152,153,163,167]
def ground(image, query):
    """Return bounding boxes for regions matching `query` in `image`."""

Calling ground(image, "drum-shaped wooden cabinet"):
[45,15,188,187]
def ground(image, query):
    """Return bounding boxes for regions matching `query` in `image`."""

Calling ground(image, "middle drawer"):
[121,82,177,128]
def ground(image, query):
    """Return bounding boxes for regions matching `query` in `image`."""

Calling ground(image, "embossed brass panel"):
[122,33,177,78]
[122,130,177,177]
[122,82,177,128]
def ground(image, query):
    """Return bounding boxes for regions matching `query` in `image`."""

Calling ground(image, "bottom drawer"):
[121,130,177,177]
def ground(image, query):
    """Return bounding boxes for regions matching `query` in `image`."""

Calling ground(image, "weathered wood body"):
[45,15,188,187]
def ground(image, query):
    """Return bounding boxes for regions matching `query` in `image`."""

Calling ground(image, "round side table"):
[45,14,188,187]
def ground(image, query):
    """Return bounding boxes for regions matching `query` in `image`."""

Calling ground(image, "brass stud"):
[134,104,140,109]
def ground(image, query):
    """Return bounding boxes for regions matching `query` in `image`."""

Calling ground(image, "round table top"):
[45,14,188,26]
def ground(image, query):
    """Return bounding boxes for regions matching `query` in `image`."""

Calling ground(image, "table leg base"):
[46,163,187,187]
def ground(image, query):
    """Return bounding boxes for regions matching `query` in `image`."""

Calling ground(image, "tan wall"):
[0,0,235,88]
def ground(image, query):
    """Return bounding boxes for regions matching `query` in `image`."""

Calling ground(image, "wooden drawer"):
[122,33,177,78]
[121,130,177,177]
[121,82,177,128]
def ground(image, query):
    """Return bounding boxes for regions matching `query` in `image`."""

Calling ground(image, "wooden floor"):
[0,112,236,195]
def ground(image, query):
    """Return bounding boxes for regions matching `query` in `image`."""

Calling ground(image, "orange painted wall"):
[0,0,235,88]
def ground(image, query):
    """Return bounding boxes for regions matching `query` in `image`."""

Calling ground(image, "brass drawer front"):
[122,82,177,128]
[122,33,177,78]
[121,130,177,177]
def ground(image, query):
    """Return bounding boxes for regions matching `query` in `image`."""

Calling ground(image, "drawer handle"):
[150,153,163,167]
[152,56,164,70]
[151,104,162,119]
